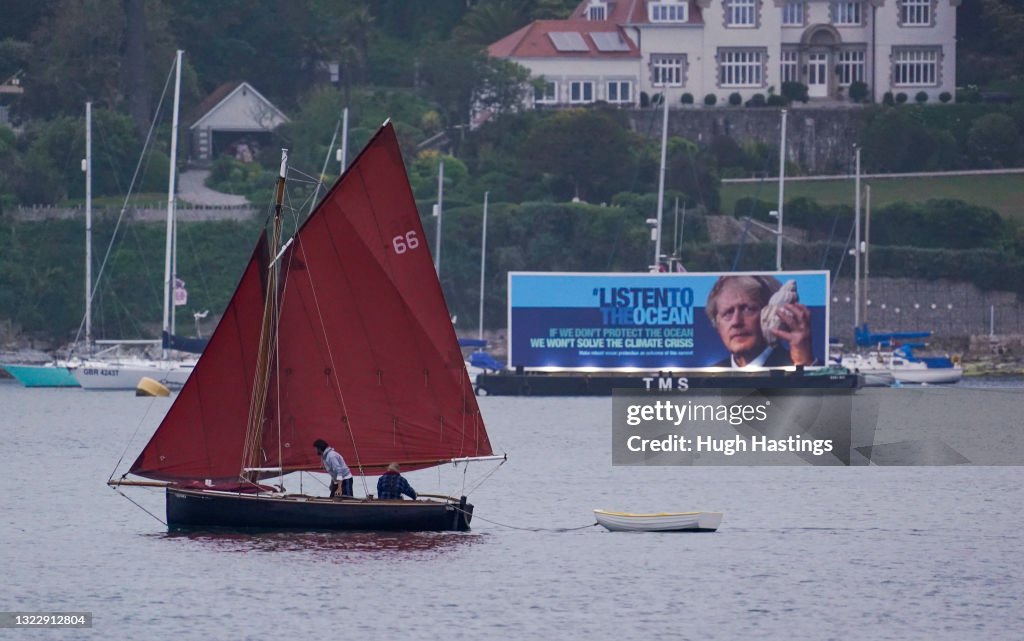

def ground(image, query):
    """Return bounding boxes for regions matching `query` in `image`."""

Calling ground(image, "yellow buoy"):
[136,376,171,397]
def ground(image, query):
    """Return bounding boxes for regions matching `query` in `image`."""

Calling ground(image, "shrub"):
[939,91,952,103]
[956,86,982,103]
[967,112,1019,167]
[849,81,869,103]
[704,93,717,106]
[745,93,766,107]
[781,81,809,103]
[882,91,895,106]
[681,92,694,104]
[915,91,929,104]
[640,91,650,108]
[728,92,742,106]
[766,94,786,107]
[895,92,908,104]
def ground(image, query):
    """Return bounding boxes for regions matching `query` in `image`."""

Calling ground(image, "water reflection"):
[152,530,481,560]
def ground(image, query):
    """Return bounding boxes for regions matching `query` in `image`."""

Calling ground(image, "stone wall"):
[628,105,866,174]
[829,277,1024,345]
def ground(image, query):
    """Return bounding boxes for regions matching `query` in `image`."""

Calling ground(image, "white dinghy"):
[594,509,723,533]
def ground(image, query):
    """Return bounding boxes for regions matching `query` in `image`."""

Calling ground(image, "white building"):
[488,0,959,106]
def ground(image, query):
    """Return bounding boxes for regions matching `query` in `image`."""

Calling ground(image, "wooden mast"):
[241,149,288,481]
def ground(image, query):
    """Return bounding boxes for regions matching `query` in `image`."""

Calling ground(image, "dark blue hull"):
[166,488,473,532]
[475,370,861,396]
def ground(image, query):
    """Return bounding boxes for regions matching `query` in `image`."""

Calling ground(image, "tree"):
[23,0,127,118]
[454,0,532,46]
[520,108,637,202]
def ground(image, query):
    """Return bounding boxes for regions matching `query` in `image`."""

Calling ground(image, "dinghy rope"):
[451,506,599,532]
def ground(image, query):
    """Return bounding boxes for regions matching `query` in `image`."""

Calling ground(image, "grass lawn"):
[720,173,1024,223]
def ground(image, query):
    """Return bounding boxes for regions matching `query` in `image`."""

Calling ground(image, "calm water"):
[2,379,1023,640]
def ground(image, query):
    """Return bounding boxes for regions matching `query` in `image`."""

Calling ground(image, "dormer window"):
[587,1,608,21]
[649,0,689,23]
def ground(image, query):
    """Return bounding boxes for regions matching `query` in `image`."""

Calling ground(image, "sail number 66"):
[392,231,420,254]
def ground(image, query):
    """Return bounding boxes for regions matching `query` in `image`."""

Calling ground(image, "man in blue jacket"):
[377,462,417,500]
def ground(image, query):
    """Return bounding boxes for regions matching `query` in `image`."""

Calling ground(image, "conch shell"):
[760,280,798,347]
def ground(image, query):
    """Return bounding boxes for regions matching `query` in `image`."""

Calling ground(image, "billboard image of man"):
[705,275,814,368]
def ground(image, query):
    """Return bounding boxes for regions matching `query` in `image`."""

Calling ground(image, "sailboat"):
[109,122,499,531]
[72,50,197,390]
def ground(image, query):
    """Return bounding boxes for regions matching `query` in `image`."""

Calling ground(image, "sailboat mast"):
[853,145,862,332]
[478,191,488,340]
[84,102,92,346]
[653,93,668,271]
[162,49,183,359]
[434,159,444,274]
[242,148,288,480]
[776,108,787,271]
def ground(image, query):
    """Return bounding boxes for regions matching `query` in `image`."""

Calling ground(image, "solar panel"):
[590,32,630,52]
[548,32,589,52]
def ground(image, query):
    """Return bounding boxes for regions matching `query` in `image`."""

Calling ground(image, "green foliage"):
[849,81,869,103]
[409,152,469,200]
[967,112,1019,167]
[518,108,638,202]
[940,91,953,103]
[861,107,961,172]
[728,92,742,106]
[915,91,929,104]
[883,91,895,106]
[703,93,717,106]
[896,92,908,104]
[745,94,766,108]
[0,217,263,344]
[781,82,808,103]
[430,200,652,327]
[681,93,694,105]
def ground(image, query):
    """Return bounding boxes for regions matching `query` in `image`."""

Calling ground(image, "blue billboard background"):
[508,271,830,370]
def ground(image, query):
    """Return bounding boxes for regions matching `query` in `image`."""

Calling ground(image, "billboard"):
[508,271,830,370]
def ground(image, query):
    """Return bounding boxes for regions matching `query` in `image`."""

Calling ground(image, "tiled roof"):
[487,19,640,58]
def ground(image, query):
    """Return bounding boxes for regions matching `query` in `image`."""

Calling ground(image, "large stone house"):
[488,0,959,106]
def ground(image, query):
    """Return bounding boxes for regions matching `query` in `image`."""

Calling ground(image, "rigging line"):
[111,487,168,526]
[179,224,211,305]
[291,218,373,498]
[73,58,175,349]
[107,396,165,482]
[830,212,858,292]
[444,457,505,500]
[306,108,345,223]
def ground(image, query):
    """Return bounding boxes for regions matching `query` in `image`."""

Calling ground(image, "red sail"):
[130,234,269,481]
[130,123,491,483]
[265,123,492,474]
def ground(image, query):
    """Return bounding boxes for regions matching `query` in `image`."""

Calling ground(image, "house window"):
[719,49,764,87]
[727,0,757,27]
[780,50,799,83]
[649,1,689,23]
[782,1,805,26]
[893,47,939,86]
[569,80,595,103]
[607,81,632,103]
[587,1,607,21]
[651,55,686,87]
[534,80,558,104]
[836,50,865,85]
[832,1,863,26]
[900,0,931,26]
